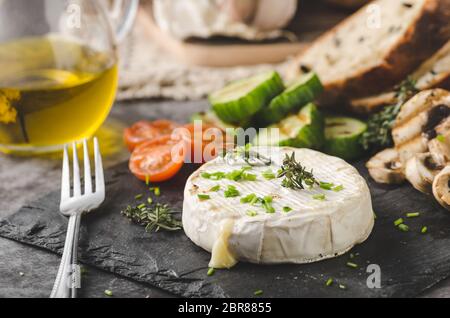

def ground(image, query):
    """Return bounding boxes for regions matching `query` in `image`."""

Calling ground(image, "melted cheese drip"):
[208,219,237,269]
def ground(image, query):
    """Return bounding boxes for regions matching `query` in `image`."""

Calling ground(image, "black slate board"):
[1,160,450,298]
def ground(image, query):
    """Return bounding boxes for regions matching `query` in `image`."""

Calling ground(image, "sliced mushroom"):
[428,132,450,166]
[392,89,450,164]
[404,153,443,194]
[432,165,450,211]
[366,148,405,184]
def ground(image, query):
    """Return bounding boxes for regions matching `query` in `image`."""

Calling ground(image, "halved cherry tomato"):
[178,123,230,163]
[124,120,179,152]
[129,135,186,183]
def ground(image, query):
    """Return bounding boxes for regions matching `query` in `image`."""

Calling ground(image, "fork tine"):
[72,142,81,197]
[94,137,105,196]
[83,139,92,194]
[61,145,70,201]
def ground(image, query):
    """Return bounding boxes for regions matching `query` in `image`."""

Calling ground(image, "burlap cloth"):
[117,11,293,101]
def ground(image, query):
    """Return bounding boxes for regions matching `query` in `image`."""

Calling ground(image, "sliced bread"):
[289,0,450,105]
[351,40,450,113]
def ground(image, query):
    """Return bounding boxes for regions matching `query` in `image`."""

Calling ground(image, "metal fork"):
[50,138,105,298]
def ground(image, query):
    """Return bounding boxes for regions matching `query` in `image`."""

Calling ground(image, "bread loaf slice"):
[290,0,450,105]
[350,41,450,113]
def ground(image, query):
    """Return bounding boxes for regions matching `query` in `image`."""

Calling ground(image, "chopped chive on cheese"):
[436,134,446,143]
[241,193,257,204]
[325,278,334,287]
[135,194,143,200]
[283,206,293,213]
[346,262,358,269]
[264,195,273,203]
[421,226,428,234]
[398,224,409,232]
[202,172,226,180]
[254,290,263,296]
[319,182,335,190]
[209,185,221,192]
[246,210,258,217]
[226,170,244,181]
[333,185,344,192]
[313,194,326,201]
[262,169,276,180]
[262,196,275,214]
[198,194,211,201]
[243,173,257,181]
[394,218,404,226]
[104,290,113,297]
[224,185,240,198]
[207,268,215,276]
[406,212,420,218]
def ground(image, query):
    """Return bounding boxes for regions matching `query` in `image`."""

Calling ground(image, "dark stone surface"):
[1,100,450,298]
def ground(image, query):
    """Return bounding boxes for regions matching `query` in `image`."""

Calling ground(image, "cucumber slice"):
[257,72,323,126]
[324,116,367,160]
[209,71,284,125]
[254,103,325,149]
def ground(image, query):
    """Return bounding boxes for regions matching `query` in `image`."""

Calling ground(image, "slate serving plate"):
[1,159,450,298]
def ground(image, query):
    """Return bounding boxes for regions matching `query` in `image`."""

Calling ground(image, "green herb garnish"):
[339,284,347,290]
[241,193,257,204]
[319,182,335,190]
[209,185,221,192]
[278,153,319,190]
[437,135,446,143]
[406,212,420,218]
[246,210,258,217]
[346,262,358,269]
[154,187,161,196]
[198,194,211,201]
[254,290,263,296]
[104,290,113,297]
[262,169,276,180]
[207,268,215,276]
[145,175,150,186]
[226,168,257,182]
[325,278,334,287]
[224,185,240,198]
[202,172,226,180]
[361,77,418,151]
[283,206,293,213]
[333,185,344,192]
[147,197,153,204]
[313,194,326,201]
[394,218,404,226]
[398,224,409,232]
[262,196,275,214]
[135,194,143,200]
[122,203,182,233]
[421,226,428,234]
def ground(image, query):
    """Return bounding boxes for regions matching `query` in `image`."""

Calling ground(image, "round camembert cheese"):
[183,147,374,268]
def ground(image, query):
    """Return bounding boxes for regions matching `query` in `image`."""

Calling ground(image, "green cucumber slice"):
[257,72,323,126]
[254,103,325,149]
[324,116,367,160]
[209,71,284,125]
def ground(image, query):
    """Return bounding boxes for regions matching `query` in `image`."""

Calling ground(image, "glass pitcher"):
[0,0,138,154]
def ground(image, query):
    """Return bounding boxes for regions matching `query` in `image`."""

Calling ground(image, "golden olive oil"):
[0,36,118,153]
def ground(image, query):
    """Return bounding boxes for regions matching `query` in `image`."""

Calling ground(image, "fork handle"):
[50,214,80,298]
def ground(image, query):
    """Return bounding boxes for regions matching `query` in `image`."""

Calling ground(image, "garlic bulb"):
[152,0,298,40]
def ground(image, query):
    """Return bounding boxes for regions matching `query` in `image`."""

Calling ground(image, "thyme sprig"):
[361,77,418,151]
[121,203,182,233]
[277,153,319,190]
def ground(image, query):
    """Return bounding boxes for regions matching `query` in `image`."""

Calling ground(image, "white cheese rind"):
[183,147,374,265]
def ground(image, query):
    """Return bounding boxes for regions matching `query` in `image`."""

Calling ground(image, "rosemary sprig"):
[361,77,418,151]
[121,203,182,233]
[277,153,319,190]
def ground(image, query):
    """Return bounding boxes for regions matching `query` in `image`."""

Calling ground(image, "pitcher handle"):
[106,0,139,43]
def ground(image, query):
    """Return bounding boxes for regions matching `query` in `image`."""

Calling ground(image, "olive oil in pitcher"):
[0,36,118,153]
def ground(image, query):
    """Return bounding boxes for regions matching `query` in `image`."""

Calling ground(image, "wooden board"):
[139,1,350,67]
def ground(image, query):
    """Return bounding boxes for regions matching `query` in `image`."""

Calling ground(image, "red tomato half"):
[124,120,179,152]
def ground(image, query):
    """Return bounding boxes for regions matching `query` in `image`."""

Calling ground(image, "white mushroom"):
[404,153,443,194]
[428,132,450,166]
[366,148,405,184]
[432,165,450,211]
